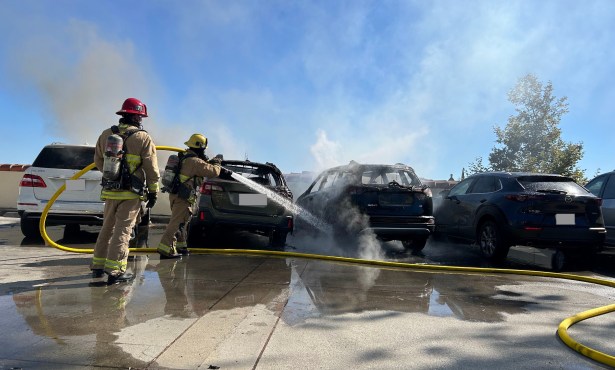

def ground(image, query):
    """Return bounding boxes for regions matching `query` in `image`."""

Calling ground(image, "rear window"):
[32,146,97,171]
[223,163,283,187]
[361,167,421,186]
[517,176,588,196]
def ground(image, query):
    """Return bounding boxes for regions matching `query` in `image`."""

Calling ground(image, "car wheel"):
[477,220,510,263]
[187,223,204,248]
[551,250,568,272]
[270,231,287,249]
[65,223,80,236]
[402,238,427,252]
[20,216,40,239]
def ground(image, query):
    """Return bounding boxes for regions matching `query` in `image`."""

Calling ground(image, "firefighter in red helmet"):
[91,97,160,284]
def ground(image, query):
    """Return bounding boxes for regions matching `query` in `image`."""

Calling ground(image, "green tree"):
[469,74,585,182]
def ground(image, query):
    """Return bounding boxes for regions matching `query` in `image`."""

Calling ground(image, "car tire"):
[20,216,40,239]
[551,250,568,272]
[270,231,287,249]
[402,238,427,252]
[477,220,510,263]
[64,223,81,238]
[187,223,203,248]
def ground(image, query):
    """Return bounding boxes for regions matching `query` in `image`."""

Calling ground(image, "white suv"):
[17,144,105,238]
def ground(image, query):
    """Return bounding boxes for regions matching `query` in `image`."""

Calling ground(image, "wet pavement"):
[0,215,614,369]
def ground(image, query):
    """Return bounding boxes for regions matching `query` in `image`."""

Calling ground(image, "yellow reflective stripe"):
[157,243,171,252]
[157,242,174,254]
[101,190,141,200]
[92,257,105,268]
[104,259,127,270]
[176,242,187,249]
[148,182,159,192]
[125,153,142,173]
[179,174,190,183]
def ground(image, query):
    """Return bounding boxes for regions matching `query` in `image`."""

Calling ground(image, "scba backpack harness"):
[101,125,147,195]
[161,152,197,200]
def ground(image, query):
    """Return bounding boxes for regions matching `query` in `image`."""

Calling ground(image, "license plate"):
[66,179,85,191]
[379,193,414,206]
[239,193,267,206]
[555,214,575,225]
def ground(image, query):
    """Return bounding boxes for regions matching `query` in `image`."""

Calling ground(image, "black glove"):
[220,167,232,176]
[146,192,157,208]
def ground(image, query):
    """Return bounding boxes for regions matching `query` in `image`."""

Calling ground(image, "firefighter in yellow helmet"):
[157,133,227,258]
[91,98,160,284]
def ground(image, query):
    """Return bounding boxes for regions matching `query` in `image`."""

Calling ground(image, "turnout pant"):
[91,198,141,276]
[158,194,192,255]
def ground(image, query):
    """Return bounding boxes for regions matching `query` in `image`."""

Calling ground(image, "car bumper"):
[193,207,294,233]
[368,225,435,239]
[19,210,105,225]
[505,226,606,250]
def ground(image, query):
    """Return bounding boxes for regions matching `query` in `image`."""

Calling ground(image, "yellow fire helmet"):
[185,133,208,149]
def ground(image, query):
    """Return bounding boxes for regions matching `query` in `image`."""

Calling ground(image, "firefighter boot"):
[107,272,135,285]
[91,269,104,278]
[157,242,181,259]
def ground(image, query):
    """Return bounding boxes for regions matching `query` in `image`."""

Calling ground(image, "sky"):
[0,0,613,181]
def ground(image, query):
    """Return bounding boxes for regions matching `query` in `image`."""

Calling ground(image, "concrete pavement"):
[0,217,614,369]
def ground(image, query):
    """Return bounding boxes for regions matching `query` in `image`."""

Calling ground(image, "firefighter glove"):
[208,157,222,166]
[146,192,157,208]
[220,167,232,177]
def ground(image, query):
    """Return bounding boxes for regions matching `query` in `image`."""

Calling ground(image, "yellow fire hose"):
[37,146,615,367]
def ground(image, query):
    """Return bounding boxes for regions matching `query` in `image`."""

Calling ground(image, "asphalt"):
[0,215,614,369]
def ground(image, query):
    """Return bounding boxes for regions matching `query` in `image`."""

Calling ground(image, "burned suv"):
[295,161,435,251]
[188,160,294,248]
[17,144,105,238]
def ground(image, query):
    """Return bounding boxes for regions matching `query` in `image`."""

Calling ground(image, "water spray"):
[225,168,332,234]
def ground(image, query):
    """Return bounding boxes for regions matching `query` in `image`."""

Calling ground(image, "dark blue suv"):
[434,172,605,263]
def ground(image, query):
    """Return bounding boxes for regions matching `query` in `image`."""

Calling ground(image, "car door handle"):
[480,199,487,203]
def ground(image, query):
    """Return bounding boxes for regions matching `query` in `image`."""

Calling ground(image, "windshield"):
[517,176,588,195]
[361,168,421,186]
[32,146,97,171]
[224,163,283,187]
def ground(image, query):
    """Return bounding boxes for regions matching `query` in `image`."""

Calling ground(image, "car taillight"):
[590,198,603,206]
[19,174,47,188]
[199,182,223,195]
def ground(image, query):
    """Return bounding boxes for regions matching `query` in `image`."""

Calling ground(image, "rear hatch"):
[208,162,289,216]
[28,146,103,211]
[517,175,603,228]
[351,166,433,224]
[353,184,432,217]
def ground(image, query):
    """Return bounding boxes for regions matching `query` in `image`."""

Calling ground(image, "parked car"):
[585,170,615,246]
[434,172,606,266]
[295,161,435,251]
[17,143,149,242]
[188,159,294,248]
